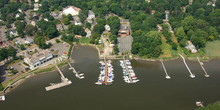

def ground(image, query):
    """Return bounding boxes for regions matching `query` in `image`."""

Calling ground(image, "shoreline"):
[1,43,219,95]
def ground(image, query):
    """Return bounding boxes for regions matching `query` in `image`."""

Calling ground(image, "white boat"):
[95,82,102,85]
[0,96,6,101]
[79,73,84,76]
[133,79,140,83]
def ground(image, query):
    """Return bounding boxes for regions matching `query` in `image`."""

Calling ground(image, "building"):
[185,41,197,54]
[118,25,130,37]
[85,28,91,38]
[35,0,39,2]
[24,50,54,70]
[15,13,20,18]
[62,6,81,16]
[34,3,41,11]
[25,38,34,45]
[87,10,95,23]
[105,25,110,31]
[9,30,18,37]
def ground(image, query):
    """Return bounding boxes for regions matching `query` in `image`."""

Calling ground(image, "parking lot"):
[117,35,133,54]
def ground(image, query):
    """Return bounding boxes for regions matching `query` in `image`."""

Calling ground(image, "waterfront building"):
[185,41,197,54]
[24,50,54,70]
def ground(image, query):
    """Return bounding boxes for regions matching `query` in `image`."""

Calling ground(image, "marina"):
[95,57,114,85]
[120,56,139,83]
[1,46,220,110]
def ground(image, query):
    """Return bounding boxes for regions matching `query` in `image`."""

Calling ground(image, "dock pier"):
[123,55,133,83]
[67,62,84,79]
[160,59,171,79]
[197,57,209,77]
[179,54,195,78]
[45,64,72,91]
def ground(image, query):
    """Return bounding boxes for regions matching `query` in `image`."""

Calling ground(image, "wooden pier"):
[197,57,209,77]
[67,62,84,79]
[160,59,171,79]
[179,54,195,78]
[45,64,72,91]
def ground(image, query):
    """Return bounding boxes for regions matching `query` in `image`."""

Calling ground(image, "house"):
[24,50,54,70]
[31,19,37,26]
[18,9,22,13]
[35,0,39,2]
[85,28,91,37]
[25,38,34,45]
[34,3,41,11]
[50,11,63,20]
[87,10,95,23]
[13,37,25,45]
[118,25,130,37]
[74,19,82,25]
[56,24,63,31]
[105,25,110,31]
[9,30,18,37]
[62,6,81,16]
[185,41,197,54]
[15,13,20,18]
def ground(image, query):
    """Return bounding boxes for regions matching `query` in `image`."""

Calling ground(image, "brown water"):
[0,45,220,110]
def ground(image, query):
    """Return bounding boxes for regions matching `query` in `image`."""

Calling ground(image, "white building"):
[105,25,111,31]
[87,10,95,23]
[62,6,81,16]
[85,28,91,37]
[9,30,18,37]
[34,3,41,11]
[185,41,197,54]
[25,38,34,45]
[24,50,54,70]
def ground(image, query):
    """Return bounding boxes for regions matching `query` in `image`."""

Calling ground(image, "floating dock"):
[45,64,72,91]
[67,62,84,79]
[160,59,171,79]
[197,57,209,77]
[179,54,195,78]
[95,56,114,85]
[120,55,139,83]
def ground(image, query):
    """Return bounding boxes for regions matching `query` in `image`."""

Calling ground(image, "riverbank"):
[0,43,75,95]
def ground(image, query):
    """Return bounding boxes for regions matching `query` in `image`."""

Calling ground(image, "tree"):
[20,44,25,50]
[78,10,88,23]
[15,20,26,37]
[39,0,49,13]
[62,18,70,25]
[114,45,119,55]
[171,42,178,50]
[46,26,58,39]
[93,24,104,34]
[85,22,91,29]
[34,35,47,49]
[25,24,37,36]
[197,101,220,110]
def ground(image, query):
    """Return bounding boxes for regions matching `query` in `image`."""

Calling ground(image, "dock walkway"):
[179,54,195,78]
[197,57,209,77]
[67,62,84,79]
[45,64,71,91]
[160,59,171,79]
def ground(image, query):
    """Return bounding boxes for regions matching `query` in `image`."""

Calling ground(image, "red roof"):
[63,52,67,54]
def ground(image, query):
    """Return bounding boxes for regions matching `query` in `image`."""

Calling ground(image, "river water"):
[1,45,220,110]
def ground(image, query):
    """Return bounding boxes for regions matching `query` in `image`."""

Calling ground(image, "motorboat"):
[95,82,102,85]
[0,95,5,101]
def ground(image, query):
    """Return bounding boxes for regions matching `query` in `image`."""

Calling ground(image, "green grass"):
[0,83,3,91]
[205,41,220,57]
[79,37,91,44]
[160,35,173,58]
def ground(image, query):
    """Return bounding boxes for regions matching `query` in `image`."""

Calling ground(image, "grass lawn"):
[205,41,220,57]
[79,37,91,44]
[160,35,172,58]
